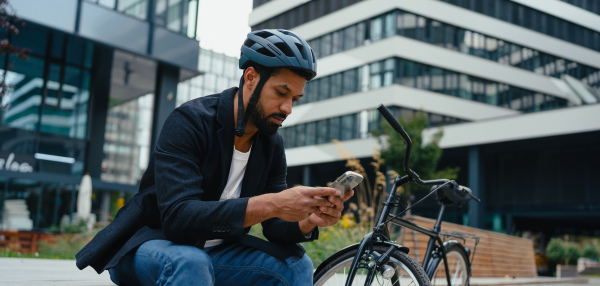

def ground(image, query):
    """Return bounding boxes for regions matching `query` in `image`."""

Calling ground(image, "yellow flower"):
[340,215,356,228]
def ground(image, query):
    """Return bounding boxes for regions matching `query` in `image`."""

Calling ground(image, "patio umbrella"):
[76,172,92,222]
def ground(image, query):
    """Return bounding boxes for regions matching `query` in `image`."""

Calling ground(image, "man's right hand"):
[244,186,340,228]
[270,186,340,222]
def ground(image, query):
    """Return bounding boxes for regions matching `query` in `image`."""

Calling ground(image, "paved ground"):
[470,276,598,286]
[0,257,598,285]
[0,258,112,286]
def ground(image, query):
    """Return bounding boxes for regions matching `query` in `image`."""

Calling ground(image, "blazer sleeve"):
[260,134,319,244]
[154,106,248,245]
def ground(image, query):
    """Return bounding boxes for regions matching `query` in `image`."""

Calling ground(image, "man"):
[76,29,354,285]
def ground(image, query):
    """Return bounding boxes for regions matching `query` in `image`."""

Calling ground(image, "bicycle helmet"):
[235,29,317,137]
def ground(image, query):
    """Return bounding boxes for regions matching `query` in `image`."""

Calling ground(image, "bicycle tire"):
[428,241,470,286]
[314,245,431,286]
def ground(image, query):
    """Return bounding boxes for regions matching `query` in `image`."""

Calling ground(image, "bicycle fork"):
[344,176,409,286]
[344,232,399,286]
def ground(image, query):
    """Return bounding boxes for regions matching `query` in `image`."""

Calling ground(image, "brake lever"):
[466,192,481,203]
[459,185,481,203]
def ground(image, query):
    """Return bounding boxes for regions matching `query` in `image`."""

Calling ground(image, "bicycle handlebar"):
[377,104,480,203]
[377,104,412,176]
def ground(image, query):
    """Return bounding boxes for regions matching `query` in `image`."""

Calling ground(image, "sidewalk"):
[470,277,595,286]
[0,258,112,286]
[0,257,598,285]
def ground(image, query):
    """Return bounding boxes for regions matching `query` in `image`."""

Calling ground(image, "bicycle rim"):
[431,247,468,286]
[314,246,428,286]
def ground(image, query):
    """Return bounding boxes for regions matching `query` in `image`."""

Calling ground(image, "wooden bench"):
[0,231,45,254]
[396,215,537,277]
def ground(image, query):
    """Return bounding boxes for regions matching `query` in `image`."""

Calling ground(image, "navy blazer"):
[76,87,316,274]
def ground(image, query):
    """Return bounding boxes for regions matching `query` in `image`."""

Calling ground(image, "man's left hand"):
[307,189,354,227]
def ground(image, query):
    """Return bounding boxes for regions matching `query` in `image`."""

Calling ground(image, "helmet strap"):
[235,69,271,137]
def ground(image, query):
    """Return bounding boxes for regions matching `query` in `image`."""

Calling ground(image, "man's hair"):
[242,62,313,84]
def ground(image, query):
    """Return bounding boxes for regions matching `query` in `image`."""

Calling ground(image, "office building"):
[250,0,600,235]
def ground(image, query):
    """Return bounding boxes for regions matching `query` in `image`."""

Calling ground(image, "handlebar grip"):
[459,185,481,203]
[377,104,407,135]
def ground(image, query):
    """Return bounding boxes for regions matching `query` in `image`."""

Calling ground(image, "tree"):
[565,244,581,266]
[376,111,459,213]
[582,243,598,260]
[0,0,30,118]
[333,111,458,228]
[546,238,566,265]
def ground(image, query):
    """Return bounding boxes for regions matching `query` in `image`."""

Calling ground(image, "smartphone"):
[329,171,363,197]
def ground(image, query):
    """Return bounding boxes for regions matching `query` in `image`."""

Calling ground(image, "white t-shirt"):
[204,145,251,248]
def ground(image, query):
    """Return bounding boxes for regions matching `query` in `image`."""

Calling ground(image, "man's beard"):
[249,98,286,136]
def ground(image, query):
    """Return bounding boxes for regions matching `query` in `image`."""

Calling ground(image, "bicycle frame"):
[344,175,467,286]
[340,104,478,286]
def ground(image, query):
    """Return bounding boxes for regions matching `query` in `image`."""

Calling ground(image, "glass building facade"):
[305,10,600,90]
[1,0,200,230]
[86,0,199,37]
[280,108,466,148]
[301,57,569,112]
[437,0,600,51]
[176,48,241,107]
[1,22,93,177]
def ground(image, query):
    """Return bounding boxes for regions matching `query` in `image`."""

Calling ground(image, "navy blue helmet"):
[235,29,317,137]
[239,29,317,80]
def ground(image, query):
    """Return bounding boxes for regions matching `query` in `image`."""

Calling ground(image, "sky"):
[196,0,253,58]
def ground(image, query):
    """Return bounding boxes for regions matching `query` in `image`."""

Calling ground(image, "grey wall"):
[152,27,200,71]
[13,0,78,33]
[79,2,149,55]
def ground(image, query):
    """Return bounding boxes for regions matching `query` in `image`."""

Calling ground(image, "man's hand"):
[271,186,341,222]
[297,189,354,235]
[308,189,354,227]
[244,186,339,228]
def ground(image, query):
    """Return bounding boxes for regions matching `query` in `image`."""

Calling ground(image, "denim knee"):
[296,254,313,272]
[167,245,212,271]
[143,241,214,285]
[295,254,314,279]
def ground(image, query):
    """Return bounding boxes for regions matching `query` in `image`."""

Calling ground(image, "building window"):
[280,108,467,147]
[370,16,383,42]
[304,8,600,89]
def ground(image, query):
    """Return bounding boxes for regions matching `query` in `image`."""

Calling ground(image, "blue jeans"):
[108,239,313,286]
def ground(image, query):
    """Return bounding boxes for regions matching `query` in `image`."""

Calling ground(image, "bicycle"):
[313,104,481,286]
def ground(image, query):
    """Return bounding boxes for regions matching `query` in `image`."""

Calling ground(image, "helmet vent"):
[256,47,275,57]
[295,43,307,60]
[255,31,272,39]
[275,42,294,57]
[244,39,255,47]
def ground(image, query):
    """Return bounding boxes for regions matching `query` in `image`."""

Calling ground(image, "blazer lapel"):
[214,88,236,200]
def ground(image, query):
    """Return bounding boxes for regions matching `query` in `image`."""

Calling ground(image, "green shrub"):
[546,238,566,264]
[565,244,581,265]
[249,219,366,268]
[582,244,598,260]
[301,222,368,267]
[36,234,89,259]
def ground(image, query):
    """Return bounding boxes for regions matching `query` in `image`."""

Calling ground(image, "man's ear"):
[244,67,259,88]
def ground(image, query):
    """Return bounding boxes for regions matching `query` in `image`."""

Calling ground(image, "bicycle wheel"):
[429,242,470,286]
[314,245,431,286]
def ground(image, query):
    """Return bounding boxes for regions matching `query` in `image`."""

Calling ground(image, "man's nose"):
[281,99,293,115]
